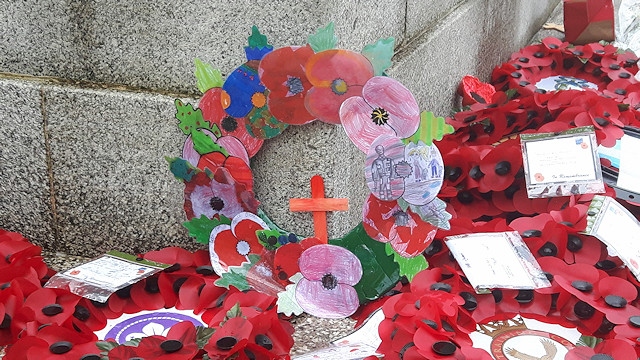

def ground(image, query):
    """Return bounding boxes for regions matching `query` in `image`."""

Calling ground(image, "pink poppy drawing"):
[341,76,421,152]
[183,168,259,221]
[295,244,362,318]
[209,212,269,274]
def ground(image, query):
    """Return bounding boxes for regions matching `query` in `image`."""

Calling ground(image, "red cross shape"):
[289,175,349,243]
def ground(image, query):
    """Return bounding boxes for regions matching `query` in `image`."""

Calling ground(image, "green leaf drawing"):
[403,111,454,146]
[191,128,229,156]
[308,22,338,52]
[247,25,269,49]
[195,326,215,349]
[362,37,395,76]
[174,99,210,135]
[194,58,223,93]
[329,223,400,302]
[214,254,260,291]
[257,229,283,251]
[183,215,231,245]
[276,273,305,316]
[385,243,428,282]
[166,156,197,182]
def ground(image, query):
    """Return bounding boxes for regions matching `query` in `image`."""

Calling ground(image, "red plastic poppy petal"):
[597,276,637,301]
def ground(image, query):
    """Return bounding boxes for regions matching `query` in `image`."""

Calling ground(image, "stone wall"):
[0,0,560,256]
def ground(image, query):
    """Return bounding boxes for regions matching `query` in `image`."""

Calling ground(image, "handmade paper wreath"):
[167,23,454,321]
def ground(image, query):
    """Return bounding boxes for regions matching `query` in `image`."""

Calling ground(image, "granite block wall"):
[0,0,560,256]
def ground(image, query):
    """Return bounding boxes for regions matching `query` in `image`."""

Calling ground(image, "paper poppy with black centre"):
[340,76,421,152]
[447,188,501,221]
[21,288,79,327]
[476,140,522,192]
[590,276,640,325]
[362,194,438,257]
[457,75,497,106]
[70,297,108,331]
[272,237,322,285]
[509,213,568,259]
[601,54,639,83]
[4,323,99,360]
[294,244,362,318]
[246,308,295,356]
[304,49,374,124]
[130,321,199,360]
[565,338,638,360]
[204,316,254,359]
[258,45,316,125]
[209,212,269,275]
[197,86,263,158]
[509,42,556,69]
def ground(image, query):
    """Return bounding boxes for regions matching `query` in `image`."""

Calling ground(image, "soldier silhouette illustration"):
[372,145,394,200]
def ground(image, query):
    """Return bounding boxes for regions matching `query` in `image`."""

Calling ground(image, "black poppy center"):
[371,107,389,126]
[255,334,273,350]
[209,196,225,211]
[321,273,338,290]
[221,116,238,132]
[591,355,614,360]
[494,161,511,175]
[160,339,184,353]
[42,304,64,317]
[286,77,304,95]
[469,165,484,180]
[73,305,91,322]
[49,341,73,354]
[216,336,238,350]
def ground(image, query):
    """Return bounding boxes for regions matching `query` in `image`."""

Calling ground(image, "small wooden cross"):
[289,175,349,243]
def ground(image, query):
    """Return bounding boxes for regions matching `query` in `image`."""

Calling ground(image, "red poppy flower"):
[132,321,199,360]
[209,212,269,274]
[457,75,496,106]
[258,45,316,125]
[476,140,523,192]
[362,194,438,257]
[304,49,374,124]
[204,316,253,359]
[565,338,637,360]
[21,288,79,327]
[4,323,99,360]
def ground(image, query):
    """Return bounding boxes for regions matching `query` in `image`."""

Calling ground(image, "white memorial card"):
[45,251,170,302]
[445,232,551,294]
[520,127,604,198]
[585,195,640,280]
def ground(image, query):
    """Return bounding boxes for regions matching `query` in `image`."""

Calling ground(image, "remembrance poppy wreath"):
[3,24,640,359]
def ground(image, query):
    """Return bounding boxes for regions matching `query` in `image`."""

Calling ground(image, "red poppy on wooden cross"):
[289,175,349,243]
